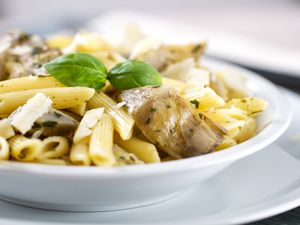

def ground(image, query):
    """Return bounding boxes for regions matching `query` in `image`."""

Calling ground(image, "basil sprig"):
[107,60,162,91]
[44,53,162,91]
[44,53,107,90]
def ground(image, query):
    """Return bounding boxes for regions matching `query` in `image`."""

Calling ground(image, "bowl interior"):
[0,58,291,177]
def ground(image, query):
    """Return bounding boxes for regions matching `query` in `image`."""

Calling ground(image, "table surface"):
[0,1,300,224]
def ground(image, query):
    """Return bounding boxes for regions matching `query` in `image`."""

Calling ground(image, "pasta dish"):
[0,26,267,166]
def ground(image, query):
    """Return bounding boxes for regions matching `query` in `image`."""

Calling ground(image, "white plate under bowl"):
[0,59,290,212]
[0,89,298,225]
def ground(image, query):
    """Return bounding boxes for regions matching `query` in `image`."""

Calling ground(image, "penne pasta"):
[224,97,268,117]
[0,29,268,167]
[88,91,134,140]
[73,107,105,143]
[0,87,95,114]
[204,107,247,138]
[114,135,160,163]
[38,136,70,160]
[216,138,237,151]
[234,117,256,143]
[68,102,87,116]
[0,76,64,94]
[184,87,225,112]
[9,136,42,162]
[0,137,9,160]
[70,142,91,166]
[113,144,144,166]
[0,118,15,139]
[89,113,115,166]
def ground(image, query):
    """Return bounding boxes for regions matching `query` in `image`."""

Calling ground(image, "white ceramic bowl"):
[0,59,290,212]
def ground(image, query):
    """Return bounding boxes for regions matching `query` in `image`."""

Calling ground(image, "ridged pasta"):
[224,97,268,116]
[70,142,91,166]
[216,138,237,151]
[0,87,95,114]
[114,135,160,163]
[0,76,64,94]
[9,136,42,162]
[0,118,15,139]
[89,113,115,166]
[68,102,87,116]
[0,137,9,160]
[184,87,225,112]
[38,136,69,160]
[113,144,144,166]
[204,107,247,138]
[88,91,134,140]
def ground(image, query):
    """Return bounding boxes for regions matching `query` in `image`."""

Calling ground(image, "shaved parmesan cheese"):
[73,107,105,143]
[9,93,52,134]
[130,37,161,59]
[0,118,15,138]
[162,58,210,88]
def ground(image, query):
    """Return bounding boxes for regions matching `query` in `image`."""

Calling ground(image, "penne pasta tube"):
[0,118,15,139]
[70,142,91,166]
[89,113,115,166]
[0,76,64,94]
[0,87,95,114]
[0,137,9,160]
[114,135,160,163]
[68,102,87,116]
[88,91,134,140]
[216,138,237,151]
[9,136,42,162]
[184,87,225,112]
[113,144,144,166]
[38,136,70,160]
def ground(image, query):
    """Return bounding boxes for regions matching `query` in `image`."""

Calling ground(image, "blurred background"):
[0,0,299,50]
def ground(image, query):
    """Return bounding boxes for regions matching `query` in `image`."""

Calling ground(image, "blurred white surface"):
[0,0,299,50]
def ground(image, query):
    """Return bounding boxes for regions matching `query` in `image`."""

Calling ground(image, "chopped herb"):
[190,99,200,109]
[155,129,161,132]
[166,104,171,109]
[54,111,62,118]
[42,121,58,127]
[249,110,263,116]
[189,128,194,133]
[32,122,41,128]
[119,156,126,160]
[129,156,135,162]
[192,44,202,53]
[238,126,242,130]
[199,113,205,120]
[169,127,176,134]
[150,107,157,112]
[146,118,151,124]
[241,99,247,103]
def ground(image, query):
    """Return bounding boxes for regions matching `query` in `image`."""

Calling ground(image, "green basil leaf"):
[44,53,107,90]
[107,60,162,91]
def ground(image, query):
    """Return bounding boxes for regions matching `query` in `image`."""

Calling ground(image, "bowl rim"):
[0,58,291,178]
